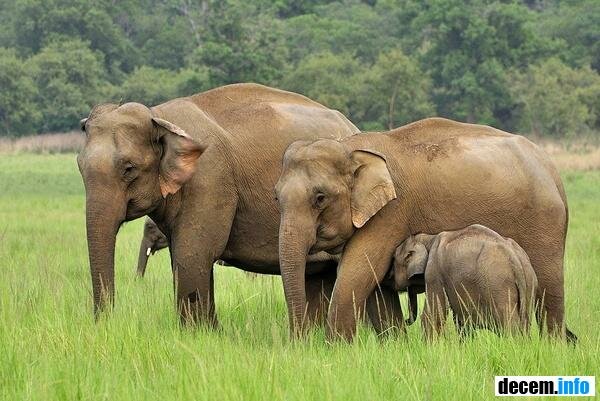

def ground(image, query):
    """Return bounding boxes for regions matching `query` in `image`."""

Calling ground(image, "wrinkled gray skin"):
[77,83,362,328]
[136,218,169,277]
[276,117,574,342]
[390,225,538,338]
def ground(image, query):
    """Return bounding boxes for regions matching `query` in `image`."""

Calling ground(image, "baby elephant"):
[135,218,243,278]
[389,224,537,338]
[136,218,169,277]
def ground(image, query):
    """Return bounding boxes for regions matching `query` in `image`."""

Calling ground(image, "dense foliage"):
[0,0,598,137]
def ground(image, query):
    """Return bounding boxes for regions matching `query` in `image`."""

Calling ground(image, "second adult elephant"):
[77,83,360,328]
[276,117,574,341]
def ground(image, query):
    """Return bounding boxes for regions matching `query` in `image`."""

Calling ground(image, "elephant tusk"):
[146,247,151,256]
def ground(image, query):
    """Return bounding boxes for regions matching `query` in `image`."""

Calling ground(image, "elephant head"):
[275,139,396,333]
[391,235,430,324]
[77,103,205,315]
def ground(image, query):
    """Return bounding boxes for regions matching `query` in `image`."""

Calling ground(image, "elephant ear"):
[406,243,428,279]
[350,149,397,228]
[153,117,206,198]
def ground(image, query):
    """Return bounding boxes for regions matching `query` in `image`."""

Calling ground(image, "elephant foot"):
[178,290,219,329]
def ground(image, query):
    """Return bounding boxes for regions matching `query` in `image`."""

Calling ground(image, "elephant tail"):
[506,241,535,330]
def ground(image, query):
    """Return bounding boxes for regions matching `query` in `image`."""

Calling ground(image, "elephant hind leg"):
[536,287,577,343]
[531,252,577,342]
[518,210,574,341]
[541,269,577,343]
[533,260,563,335]
[175,263,218,328]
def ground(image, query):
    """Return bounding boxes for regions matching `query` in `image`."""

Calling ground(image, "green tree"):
[280,51,365,121]
[10,0,138,74]
[272,0,337,18]
[139,12,194,71]
[186,1,288,87]
[357,49,434,130]
[416,0,553,127]
[0,48,40,135]
[114,66,210,105]
[116,66,178,105]
[29,39,110,132]
[510,58,600,138]
[283,2,385,64]
[535,0,600,72]
[1,0,599,138]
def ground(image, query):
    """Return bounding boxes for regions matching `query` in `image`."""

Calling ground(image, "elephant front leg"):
[421,281,448,340]
[169,186,238,327]
[326,231,402,341]
[174,259,217,327]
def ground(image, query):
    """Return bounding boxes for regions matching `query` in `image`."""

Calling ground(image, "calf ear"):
[407,243,428,279]
[153,117,206,198]
[350,149,397,228]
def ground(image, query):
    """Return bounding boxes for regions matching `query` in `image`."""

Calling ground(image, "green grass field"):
[0,154,598,401]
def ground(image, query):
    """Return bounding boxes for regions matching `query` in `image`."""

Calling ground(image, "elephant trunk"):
[136,237,151,278]
[85,193,123,316]
[278,211,316,337]
[406,287,419,325]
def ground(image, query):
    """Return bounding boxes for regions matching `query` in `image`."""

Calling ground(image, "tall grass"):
[0,154,597,401]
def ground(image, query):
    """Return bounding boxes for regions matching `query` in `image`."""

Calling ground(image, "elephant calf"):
[389,224,538,338]
[136,218,169,277]
[136,217,242,277]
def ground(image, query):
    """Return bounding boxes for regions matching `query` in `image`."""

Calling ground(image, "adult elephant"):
[275,117,575,341]
[77,83,363,327]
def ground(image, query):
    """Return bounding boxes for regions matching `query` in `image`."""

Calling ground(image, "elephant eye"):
[123,163,136,179]
[404,251,414,261]
[314,192,326,208]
